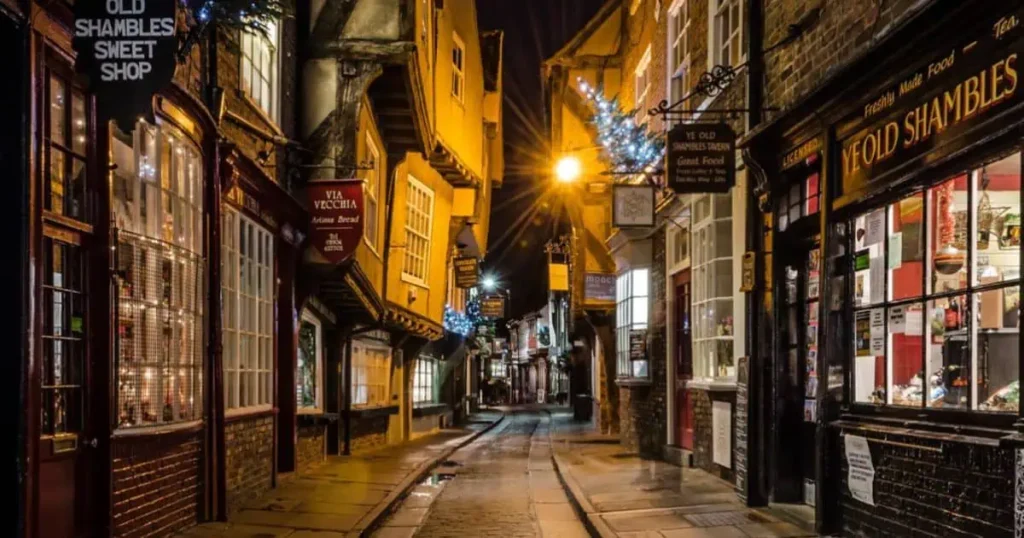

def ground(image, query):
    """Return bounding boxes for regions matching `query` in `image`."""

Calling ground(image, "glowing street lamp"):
[554,155,582,183]
[482,275,497,291]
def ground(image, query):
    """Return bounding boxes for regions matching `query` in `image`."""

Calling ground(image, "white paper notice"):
[712,401,732,468]
[889,306,907,333]
[869,263,885,304]
[870,309,885,337]
[845,435,876,506]
[870,337,885,356]
[865,210,885,247]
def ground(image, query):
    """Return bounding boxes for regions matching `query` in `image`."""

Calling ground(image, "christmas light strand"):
[577,78,665,176]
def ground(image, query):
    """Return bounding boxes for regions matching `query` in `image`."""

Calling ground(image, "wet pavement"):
[372,407,589,538]
[549,410,817,538]
[177,410,503,538]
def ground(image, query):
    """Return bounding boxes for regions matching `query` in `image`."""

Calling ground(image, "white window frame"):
[634,46,652,124]
[239,20,280,123]
[222,208,274,412]
[667,0,691,126]
[691,193,736,380]
[352,337,392,408]
[709,0,743,70]
[452,32,466,103]
[402,175,434,286]
[616,268,650,379]
[413,357,437,405]
[364,133,381,254]
[297,309,323,413]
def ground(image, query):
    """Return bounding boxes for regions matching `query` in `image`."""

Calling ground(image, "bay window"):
[403,176,434,285]
[850,152,1021,413]
[616,268,650,379]
[222,209,274,411]
[297,310,323,412]
[240,20,279,122]
[352,338,391,408]
[692,193,735,379]
[414,357,437,405]
[111,119,205,428]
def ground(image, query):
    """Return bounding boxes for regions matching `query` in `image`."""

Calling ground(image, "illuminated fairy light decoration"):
[577,78,665,176]
[444,299,483,337]
[179,0,288,59]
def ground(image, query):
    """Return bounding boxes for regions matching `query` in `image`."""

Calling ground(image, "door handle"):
[86,437,98,448]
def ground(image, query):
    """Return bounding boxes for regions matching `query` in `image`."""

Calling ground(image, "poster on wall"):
[454,256,480,288]
[712,401,732,468]
[667,123,736,193]
[612,184,656,228]
[844,435,876,506]
[307,180,364,265]
[73,0,179,131]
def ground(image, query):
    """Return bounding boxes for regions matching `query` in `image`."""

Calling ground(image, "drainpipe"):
[343,333,353,455]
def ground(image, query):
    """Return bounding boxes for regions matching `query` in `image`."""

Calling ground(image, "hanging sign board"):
[73,0,178,131]
[666,123,736,193]
[585,273,616,302]
[549,263,569,292]
[307,180,364,265]
[453,256,479,288]
[612,184,655,228]
[837,7,1024,203]
[480,296,506,318]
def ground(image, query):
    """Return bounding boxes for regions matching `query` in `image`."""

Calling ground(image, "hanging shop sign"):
[612,184,656,228]
[584,273,616,302]
[307,180,364,265]
[480,295,506,318]
[453,256,479,288]
[838,8,1024,201]
[72,0,178,131]
[628,329,647,361]
[549,263,569,292]
[666,123,736,193]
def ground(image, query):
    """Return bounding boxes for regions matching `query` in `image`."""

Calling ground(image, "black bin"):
[573,394,593,421]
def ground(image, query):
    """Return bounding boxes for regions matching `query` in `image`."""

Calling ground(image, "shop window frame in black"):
[43,61,90,224]
[843,147,1022,419]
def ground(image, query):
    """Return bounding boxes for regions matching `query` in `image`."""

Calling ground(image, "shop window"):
[297,310,323,412]
[414,357,437,405]
[710,0,742,69]
[111,120,205,428]
[850,152,1021,413]
[778,169,821,232]
[222,208,274,411]
[352,340,391,408]
[451,32,465,103]
[240,20,279,122]
[616,268,650,379]
[692,193,735,379]
[41,238,85,436]
[403,176,434,285]
[364,133,381,252]
[668,0,691,127]
[490,360,506,378]
[45,72,89,221]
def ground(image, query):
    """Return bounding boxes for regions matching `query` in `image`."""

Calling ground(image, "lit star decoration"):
[444,299,483,337]
[577,78,665,176]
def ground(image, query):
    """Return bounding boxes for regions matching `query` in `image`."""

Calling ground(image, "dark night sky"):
[478,0,605,318]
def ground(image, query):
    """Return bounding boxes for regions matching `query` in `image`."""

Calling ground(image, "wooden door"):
[674,270,693,449]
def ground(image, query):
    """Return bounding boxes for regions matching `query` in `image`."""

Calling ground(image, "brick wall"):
[351,414,391,454]
[691,388,735,483]
[296,425,326,473]
[225,414,274,513]
[111,431,203,538]
[837,427,1013,537]
[762,0,926,113]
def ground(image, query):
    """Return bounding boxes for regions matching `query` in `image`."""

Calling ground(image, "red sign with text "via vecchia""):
[308,180,364,265]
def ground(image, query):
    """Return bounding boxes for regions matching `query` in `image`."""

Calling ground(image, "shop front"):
[745,3,1024,535]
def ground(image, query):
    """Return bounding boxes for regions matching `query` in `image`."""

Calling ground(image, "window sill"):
[832,413,1013,447]
[839,404,1018,433]
[616,377,652,387]
[350,405,399,419]
[112,419,204,439]
[297,412,339,426]
[236,89,283,137]
[686,378,737,391]
[412,403,449,417]
[401,273,430,289]
[226,405,275,422]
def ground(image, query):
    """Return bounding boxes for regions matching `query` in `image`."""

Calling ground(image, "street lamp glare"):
[555,156,582,183]
[482,276,497,290]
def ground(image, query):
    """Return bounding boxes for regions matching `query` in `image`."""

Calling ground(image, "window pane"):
[889,304,924,407]
[976,285,1019,413]
[853,308,885,404]
[930,177,969,293]
[927,294,969,410]
[889,193,925,300]
[976,152,1021,286]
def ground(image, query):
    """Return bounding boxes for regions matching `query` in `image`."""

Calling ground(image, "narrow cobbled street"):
[373,408,588,538]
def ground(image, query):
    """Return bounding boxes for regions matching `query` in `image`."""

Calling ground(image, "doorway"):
[673,270,693,450]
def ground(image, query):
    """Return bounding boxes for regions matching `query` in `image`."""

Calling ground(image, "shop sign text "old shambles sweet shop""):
[840,11,1024,191]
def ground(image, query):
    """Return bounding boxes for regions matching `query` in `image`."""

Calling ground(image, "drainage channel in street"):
[369,462,460,537]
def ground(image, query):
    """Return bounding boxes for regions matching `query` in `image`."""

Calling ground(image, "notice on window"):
[870,309,885,355]
[844,435,875,506]
[888,233,903,269]
[855,311,871,357]
[869,263,885,304]
[864,209,885,247]
[889,306,907,333]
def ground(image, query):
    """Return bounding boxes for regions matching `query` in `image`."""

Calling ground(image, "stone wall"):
[111,430,203,538]
[225,414,274,513]
[296,425,326,474]
[350,413,392,454]
[837,427,1013,537]
[691,388,735,483]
